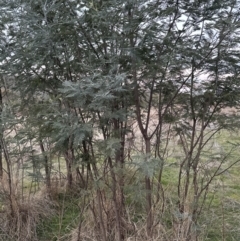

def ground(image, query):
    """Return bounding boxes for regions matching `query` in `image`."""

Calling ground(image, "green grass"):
[37,191,80,241]
[4,128,240,240]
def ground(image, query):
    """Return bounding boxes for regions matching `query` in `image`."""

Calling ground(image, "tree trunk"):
[0,87,3,179]
[65,149,73,188]
[39,139,51,189]
[1,139,15,217]
[112,118,126,241]
[145,138,153,237]
[64,137,74,188]
[0,140,2,179]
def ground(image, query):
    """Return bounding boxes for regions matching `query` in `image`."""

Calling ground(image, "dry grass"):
[0,174,54,241]
[68,218,171,241]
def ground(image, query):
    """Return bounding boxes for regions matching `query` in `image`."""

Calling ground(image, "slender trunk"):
[86,143,106,241]
[96,189,107,241]
[0,87,3,179]
[39,139,51,189]
[112,118,126,241]
[1,139,15,217]
[0,140,2,179]
[64,137,74,188]
[65,149,73,188]
[109,155,125,241]
[145,138,153,237]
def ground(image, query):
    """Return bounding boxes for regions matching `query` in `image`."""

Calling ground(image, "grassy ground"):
[34,166,240,241]
[1,129,240,240]
[37,191,80,241]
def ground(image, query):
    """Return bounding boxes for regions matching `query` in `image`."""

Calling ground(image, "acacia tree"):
[0,0,131,240]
